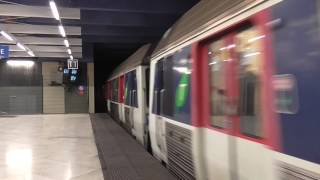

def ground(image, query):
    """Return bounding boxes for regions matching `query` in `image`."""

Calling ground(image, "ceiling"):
[0,0,199,62]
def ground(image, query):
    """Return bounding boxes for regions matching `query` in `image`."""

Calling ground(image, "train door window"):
[132,70,138,107]
[235,26,263,138]
[162,55,175,117]
[145,68,150,108]
[152,60,164,115]
[124,70,138,107]
[119,76,125,103]
[208,39,229,128]
[125,73,129,105]
[112,79,119,102]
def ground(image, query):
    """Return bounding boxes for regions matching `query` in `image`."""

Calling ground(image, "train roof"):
[152,0,258,58]
[109,43,153,79]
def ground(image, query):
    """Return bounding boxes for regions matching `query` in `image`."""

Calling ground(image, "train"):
[105,0,320,179]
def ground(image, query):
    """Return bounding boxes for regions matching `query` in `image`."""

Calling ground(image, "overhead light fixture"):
[7,60,34,68]
[0,31,14,41]
[67,48,72,55]
[64,39,69,47]
[58,25,66,37]
[16,42,26,51]
[49,0,60,21]
[27,51,35,57]
[70,55,73,60]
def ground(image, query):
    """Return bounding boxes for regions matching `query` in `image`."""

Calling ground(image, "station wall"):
[0,61,92,115]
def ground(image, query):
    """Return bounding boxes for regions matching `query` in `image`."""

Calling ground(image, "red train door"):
[199,12,279,180]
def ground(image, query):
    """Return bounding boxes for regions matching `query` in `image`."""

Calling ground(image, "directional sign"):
[0,45,9,59]
[67,59,78,69]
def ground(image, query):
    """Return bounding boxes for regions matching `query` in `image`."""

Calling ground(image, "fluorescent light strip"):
[64,39,69,47]
[49,1,60,20]
[27,51,35,57]
[0,31,13,41]
[7,60,34,67]
[70,55,73,60]
[58,25,66,37]
[67,49,72,55]
[17,42,26,51]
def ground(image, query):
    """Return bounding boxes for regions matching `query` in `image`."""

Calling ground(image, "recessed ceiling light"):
[64,39,69,47]
[49,1,60,21]
[58,25,66,37]
[17,42,26,51]
[0,31,13,41]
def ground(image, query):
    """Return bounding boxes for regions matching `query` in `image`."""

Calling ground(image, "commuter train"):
[106,44,153,149]
[106,0,320,179]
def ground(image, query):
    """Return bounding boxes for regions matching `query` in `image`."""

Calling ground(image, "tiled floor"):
[0,114,104,180]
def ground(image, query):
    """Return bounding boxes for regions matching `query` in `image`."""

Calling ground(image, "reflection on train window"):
[273,74,299,114]
[208,39,228,128]
[125,70,138,107]
[236,27,263,138]
[152,46,192,124]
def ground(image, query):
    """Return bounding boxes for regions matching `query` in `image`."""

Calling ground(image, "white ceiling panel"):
[0,4,80,19]
[10,51,82,58]
[0,24,81,36]
[0,36,82,46]
[9,45,82,53]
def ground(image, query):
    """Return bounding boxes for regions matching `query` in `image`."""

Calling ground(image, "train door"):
[106,81,111,113]
[124,69,144,144]
[134,66,146,145]
[119,75,125,123]
[202,17,277,180]
[203,34,235,180]
[232,24,276,180]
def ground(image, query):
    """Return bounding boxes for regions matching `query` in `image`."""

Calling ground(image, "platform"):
[0,114,103,180]
[90,113,177,180]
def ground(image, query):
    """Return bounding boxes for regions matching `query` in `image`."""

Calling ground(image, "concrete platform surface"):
[90,113,177,180]
[0,114,104,180]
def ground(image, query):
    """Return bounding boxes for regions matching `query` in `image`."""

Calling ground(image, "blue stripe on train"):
[271,0,320,164]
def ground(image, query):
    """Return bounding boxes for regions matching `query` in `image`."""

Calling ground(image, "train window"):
[273,74,299,114]
[235,27,263,138]
[111,78,119,102]
[152,60,163,115]
[208,39,229,128]
[162,55,175,117]
[145,68,150,108]
[152,46,191,124]
[172,47,192,124]
[132,71,138,107]
[124,70,138,107]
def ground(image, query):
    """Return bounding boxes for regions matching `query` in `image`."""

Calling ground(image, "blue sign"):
[0,45,9,59]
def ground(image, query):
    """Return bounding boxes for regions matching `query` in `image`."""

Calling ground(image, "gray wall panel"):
[0,87,42,114]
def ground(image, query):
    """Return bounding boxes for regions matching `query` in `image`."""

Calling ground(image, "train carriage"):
[106,44,153,146]
[148,0,320,180]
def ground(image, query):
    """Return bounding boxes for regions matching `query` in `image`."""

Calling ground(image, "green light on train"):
[175,74,189,109]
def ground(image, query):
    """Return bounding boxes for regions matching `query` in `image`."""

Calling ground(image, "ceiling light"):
[7,60,34,68]
[67,48,72,55]
[49,1,60,20]
[70,55,73,60]
[64,39,69,47]
[27,51,35,57]
[0,31,13,41]
[58,25,66,37]
[16,43,26,51]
